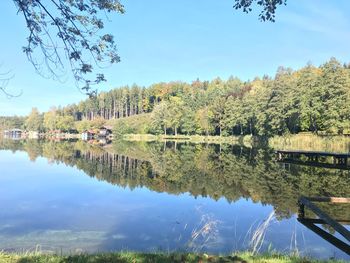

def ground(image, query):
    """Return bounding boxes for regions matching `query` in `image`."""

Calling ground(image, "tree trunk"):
[113,100,116,119]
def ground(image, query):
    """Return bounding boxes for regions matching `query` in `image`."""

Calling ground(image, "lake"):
[0,139,349,259]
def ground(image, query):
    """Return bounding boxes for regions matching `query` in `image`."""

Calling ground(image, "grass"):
[0,251,346,263]
[269,133,350,152]
[122,133,256,147]
[124,133,350,153]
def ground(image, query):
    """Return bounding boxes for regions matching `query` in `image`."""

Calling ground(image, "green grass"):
[0,251,346,263]
[122,132,350,152]
[122,133,256,146]
[269,133,350,152]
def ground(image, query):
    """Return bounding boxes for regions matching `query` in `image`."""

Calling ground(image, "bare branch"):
[0,70,22,98]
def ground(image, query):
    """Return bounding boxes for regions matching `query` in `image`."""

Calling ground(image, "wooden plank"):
[298,218,350,255]
[306,197,350,204]
[278,159,350,170]
[299,196,350,242]
[301,218,350,225]
[276,150,350,158]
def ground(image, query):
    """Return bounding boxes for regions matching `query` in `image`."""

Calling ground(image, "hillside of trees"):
[2,58,350,137]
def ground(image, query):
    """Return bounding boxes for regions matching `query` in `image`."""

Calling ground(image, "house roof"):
[82,130,96,134]
[101,125,113,130]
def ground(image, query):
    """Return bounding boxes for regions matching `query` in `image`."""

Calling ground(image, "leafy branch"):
[14,0,124,96]
[233,0,287,22]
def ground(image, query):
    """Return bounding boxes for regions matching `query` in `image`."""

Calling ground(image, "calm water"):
[0,139,349,259]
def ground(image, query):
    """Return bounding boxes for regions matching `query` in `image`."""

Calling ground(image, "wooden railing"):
[297,196,350,255]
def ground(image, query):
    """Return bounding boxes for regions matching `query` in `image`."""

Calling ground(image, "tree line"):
[112,58,350,137]
[2,58,350,137]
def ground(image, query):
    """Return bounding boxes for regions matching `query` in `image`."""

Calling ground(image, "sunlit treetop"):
[233,0,287,22]
[13,0,125,96]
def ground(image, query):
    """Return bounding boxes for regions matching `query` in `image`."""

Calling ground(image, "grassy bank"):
[0,251,346,263]
[269,133,350,152]
[122,133,350,152]
[122,133,257,146]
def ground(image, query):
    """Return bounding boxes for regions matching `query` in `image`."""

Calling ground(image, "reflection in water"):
[0,139,349,258]
[297,197,350,255]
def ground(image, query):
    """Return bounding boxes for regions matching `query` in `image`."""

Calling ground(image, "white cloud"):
[279,0,350,42]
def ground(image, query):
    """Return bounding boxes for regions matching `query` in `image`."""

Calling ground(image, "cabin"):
[3,129,23,139]
[81,130,96,140]
[98,138,112,146]
[99,125,113,137]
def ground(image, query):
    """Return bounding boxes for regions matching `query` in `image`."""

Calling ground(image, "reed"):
[269,133,350,152]
[249,211,276,254]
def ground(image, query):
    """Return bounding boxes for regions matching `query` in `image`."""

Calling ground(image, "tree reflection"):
[1,139,349,220]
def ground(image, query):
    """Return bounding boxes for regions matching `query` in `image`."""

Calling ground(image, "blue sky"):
[1,0,350,116]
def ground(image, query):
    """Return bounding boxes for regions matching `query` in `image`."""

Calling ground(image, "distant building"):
[3,129,23,139]
[81,130,96,140]
[99,126,113,137]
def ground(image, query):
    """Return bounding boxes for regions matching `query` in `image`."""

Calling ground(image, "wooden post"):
[299,196,350,242]
[306,197,350,203]
[298,218,350,255]
[297,200,305,219]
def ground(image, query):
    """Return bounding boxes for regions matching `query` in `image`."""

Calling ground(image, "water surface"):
[0,139,349,259]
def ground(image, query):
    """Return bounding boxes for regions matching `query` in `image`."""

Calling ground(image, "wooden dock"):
[276,150,350,169]
[298,196,350,255]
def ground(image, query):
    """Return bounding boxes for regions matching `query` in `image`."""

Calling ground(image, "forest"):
[2,58,350,137]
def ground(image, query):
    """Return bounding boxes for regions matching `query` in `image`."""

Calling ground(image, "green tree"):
[75,120,92,133]
[151,102,171,135]
[195,107,212,136]
[90,117,106,129]
[180,107,197,135]
[43,108,58,131]
[113,119,135,137]
[320,58,350,134]
[0,116,25,131]
[297,65,323,133]
[224,96,246,135]
[25,108,43,131]
[209,96,227,136]
[56,116,75,132]
[167,97,185,135]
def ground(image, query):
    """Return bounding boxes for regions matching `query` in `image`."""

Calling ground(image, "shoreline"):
[0,251,346,263]
[2,132,350,152]
[121,133,350,152]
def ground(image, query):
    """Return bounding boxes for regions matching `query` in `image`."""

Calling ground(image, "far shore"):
[2,131,350,152]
